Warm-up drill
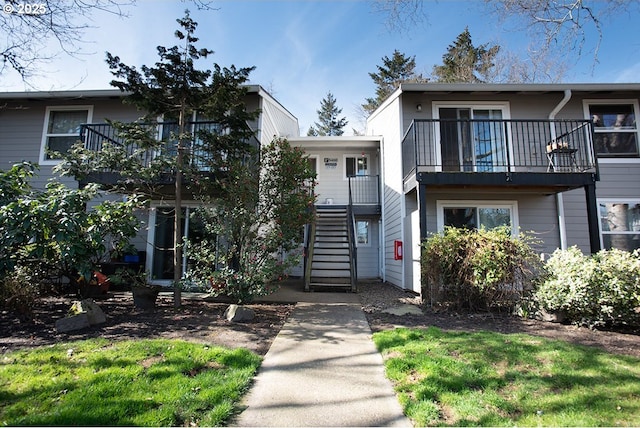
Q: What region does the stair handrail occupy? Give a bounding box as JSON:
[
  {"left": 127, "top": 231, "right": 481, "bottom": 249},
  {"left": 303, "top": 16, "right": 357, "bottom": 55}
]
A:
[
  {"left": 346, "top": 200, "right": 358, "bottom": 293},
  {"left": 303, "top": 205, "right": 317, "bottom": 292}
]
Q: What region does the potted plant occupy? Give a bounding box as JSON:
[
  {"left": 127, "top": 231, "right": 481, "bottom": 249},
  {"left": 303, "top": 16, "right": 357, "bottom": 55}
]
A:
[{"left": 113, "top": 268, "right": 160, "bottom": 310}]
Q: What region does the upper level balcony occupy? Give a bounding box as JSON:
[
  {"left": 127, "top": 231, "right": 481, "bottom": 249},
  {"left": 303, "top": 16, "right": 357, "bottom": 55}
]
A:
[
  {"left": 401, "top": 118, "right": 599, "bottom": 192},
  {"left": 78, "top": 121, "right": 259, "bottom": 192}
]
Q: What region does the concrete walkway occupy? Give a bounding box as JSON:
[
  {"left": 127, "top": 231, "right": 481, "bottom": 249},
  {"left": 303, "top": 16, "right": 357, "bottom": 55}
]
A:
[{"left": 232, "top": 287, "right": 411, "bottom": 427}]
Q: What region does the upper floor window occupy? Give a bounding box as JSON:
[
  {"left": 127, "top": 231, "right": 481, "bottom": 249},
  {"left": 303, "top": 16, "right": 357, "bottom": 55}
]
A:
[
  {"left": 41, "top": 106, "right": 92, "bottom": 162},
  {"left": 585, "top": 101, "right": 639, "bottom": 158},
  {"left": 345, "top": 155, "right": 368, "bottom": 177}
]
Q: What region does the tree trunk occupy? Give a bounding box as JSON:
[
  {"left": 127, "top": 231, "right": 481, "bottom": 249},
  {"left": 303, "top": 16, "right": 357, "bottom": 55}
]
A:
[
  {"left": 610, "top": 203, "right": 629, "bottom": 251},
  {"left": 173, "top": 107, "right": 186, "bottom": 308}
]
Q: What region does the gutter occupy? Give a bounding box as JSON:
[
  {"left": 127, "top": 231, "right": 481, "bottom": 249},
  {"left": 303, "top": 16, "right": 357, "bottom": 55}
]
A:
[{"left": 550, "top": 89, "right": 572, "bottom": 250}]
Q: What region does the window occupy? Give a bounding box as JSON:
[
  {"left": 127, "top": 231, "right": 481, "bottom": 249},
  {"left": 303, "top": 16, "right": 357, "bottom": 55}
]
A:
[
  {"left": 437, "top": 201, "right": 518, "bottom": 234},
  {"left": 356, "top": 220, "right": 370, "bottom": 246},
  {"left": 585, "top": 101, "right": 639, "bottom": 158},
  {"left": 598, "top": 201, "right": 640, "bottom": 251},
  {"left": 345, "top": 155, "right": 368, "bottom": 177},
  {"left": 41, "top": 106, "right": 92, "bottom": 162}
]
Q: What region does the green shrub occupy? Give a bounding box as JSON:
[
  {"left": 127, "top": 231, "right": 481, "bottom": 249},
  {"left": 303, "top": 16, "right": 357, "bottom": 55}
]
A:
[
  {"left": 535, "top": 246, "right": 640, "bottom": 327},
  {"left": 422, "top": 227, "right": 543, "bottom": 311}
]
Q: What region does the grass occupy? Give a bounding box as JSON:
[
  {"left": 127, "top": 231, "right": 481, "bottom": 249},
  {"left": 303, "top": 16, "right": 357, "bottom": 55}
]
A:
[
  {"left": 373, "top": 327, "right": 640, "bottom": 427},
  {"left": 0, "top": 338, "right": 261, "bottom": 426}
]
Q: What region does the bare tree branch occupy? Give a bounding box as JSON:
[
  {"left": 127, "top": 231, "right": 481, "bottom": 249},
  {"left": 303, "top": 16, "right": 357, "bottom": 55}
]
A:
[
  {"left": 371, "top": 0, "right": 638, "bottom": 65},
  {"left": 485, "top": 0, "right": 638, "bottom": 63},
  {"left": 1, "top": 0, "right": 135, "bottom": 82},
  {"left": 371, "top": 0, "right": 427, "bottom": 33}
]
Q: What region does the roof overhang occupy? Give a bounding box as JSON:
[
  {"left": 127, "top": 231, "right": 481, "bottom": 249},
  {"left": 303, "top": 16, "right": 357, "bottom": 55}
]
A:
[
  {"left": 288, "top": 136, "right": 381, "bottom": 151},
  {"left": 399, "top": 82, "right": 640, "bottom": 95}
]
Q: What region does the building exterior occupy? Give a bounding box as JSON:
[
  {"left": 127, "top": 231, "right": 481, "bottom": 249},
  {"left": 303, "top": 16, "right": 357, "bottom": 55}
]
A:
[
  {"left": 368, "top": 83, "right": 640, "bottom": 294},
  {"left": 1, "top": 82, "right": 639, "bottom": 297},
  {"left": 0, "top": 87, "right": 299, "bottom": 286}
]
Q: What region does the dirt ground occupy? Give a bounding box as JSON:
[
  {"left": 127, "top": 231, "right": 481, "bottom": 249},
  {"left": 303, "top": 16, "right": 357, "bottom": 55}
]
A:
[{"left": 1, "top": 283, "right": 639, "bottom": 359}]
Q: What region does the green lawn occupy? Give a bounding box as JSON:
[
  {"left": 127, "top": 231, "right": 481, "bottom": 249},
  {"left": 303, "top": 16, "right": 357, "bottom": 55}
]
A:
[
  {"left": 373, "top": 327, "right": 640, "bottom": 427},
  {"left": 0, "top": 338, "right": 261, "bottom": 426}
]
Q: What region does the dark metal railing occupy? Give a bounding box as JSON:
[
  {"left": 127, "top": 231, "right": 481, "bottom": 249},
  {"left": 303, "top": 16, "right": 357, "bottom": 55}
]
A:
[
  {"left": 401, "top": 119, "right": 597, "bottom": 180},
  {"left": 348, "top": 174, "right": 380, "bottom": 205},
  {"left": 346, "top": 203, "right": 358, "bottom": 292},
  {"left": 80, "top": 121, "right": 259, "bottom": 170}
]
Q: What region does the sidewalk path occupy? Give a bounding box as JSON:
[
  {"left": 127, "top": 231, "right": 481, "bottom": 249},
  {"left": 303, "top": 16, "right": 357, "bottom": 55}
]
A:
[{"left": 232, "top": 302, "right": 411, "bottom": 427}]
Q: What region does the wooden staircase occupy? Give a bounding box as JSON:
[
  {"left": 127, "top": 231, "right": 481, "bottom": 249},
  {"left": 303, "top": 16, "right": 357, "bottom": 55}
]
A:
[{"left": 304, "top": 206, "right": 357, "bottom": 292}]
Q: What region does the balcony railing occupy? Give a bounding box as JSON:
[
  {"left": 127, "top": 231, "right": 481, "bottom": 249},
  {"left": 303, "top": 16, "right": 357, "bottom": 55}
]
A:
[
  {"left": 348, "top": 174, "right": 380, "bottom": 205},
  {"left": 80, "top": 121, "right": 259, "bottom": 170},
  {"left": 402, "top": 119, "right": 597, "bottom": 181}
]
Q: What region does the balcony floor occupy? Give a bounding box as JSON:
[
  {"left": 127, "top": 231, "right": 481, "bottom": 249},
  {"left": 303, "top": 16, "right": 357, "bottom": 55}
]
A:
[{"left": 408, "top": 170, "right": 597, "bottom": 194}]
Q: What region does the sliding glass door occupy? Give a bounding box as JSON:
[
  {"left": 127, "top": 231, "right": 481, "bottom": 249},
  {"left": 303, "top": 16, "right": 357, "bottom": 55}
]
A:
[{"left": 438, "top": 106, "right": 508, "bottom": 172}]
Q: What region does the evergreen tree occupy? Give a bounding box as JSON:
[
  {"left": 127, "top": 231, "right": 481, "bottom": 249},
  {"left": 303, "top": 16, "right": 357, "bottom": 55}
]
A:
[
  {"left": 307, "top": 92, "right": 348, "bottom": 136},
  {"left": 431, "top": 27, "right": 500, "bottom": 83},
  {"left": 362, "top": 49, "right": 427, "bottom": 115},
  {"left": 59, "top": 11, "right": 258, "bottom": 307}
]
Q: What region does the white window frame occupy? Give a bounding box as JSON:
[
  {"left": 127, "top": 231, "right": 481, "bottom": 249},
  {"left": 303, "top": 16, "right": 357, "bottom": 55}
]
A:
[
  {"left": 343, "top": 154, "right": 369, "bottom": 179},
  {"left": 597, "top": 198, "right": 640, "bottom": 250},
  {"left": 583, "top": 99, "right": 640, "bottom": 163},
  {"left": 432, "top": 101, "right": 512, "bottom": 172},
  {"left": 436, "top": 200, "right": 519, "bottom": 235},
  {"left": 40, "top": 105, "right": 93, "bottom": 164}
]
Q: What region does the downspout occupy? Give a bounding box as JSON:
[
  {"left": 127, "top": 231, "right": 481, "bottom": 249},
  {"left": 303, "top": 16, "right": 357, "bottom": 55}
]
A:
[{"left": 550, "top": 89, "right": 572, "bottom": 250}]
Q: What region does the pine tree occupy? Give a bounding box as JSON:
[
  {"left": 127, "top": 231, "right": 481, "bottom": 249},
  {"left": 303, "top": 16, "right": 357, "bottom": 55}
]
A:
[
  {"left": 431, "top": 27, "right": 500, "bottom": 83},
  {"left": 61, "top": 11, "right": 258, "bottom": 307},
  {"left": 362, "top": 49, "right": 427, "bottom": 114},
  {"left": 307, "top": 92, "right": 348, "bottom": 136}
]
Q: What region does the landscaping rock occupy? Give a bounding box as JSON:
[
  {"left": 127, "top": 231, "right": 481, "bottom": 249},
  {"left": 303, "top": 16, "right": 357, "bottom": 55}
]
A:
[
  {"left": 382, "top": 304, "right": 423, "bottom": 316},
  {"left": 224, "top": 304, "right": 255, "bottom": 322},
  {"left": 71, "top": 299, "right": 106, "bottom": 326},
  {"left": 55, "top": 313, "right": 90, "bottom": 333},
  {"left": 538, "top": 309, "right": 567, "bottom": 324}
]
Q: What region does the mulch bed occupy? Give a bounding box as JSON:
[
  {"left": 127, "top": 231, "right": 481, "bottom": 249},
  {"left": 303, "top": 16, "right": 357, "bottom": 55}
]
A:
[{"left": 1, "top": 293, "right": 294, "bottom": 356}]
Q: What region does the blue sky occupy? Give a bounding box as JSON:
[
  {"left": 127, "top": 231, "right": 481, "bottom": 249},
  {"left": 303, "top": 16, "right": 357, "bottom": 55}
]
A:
[{"left": 2, "top": 0, "right": 639, "bottom": 134}]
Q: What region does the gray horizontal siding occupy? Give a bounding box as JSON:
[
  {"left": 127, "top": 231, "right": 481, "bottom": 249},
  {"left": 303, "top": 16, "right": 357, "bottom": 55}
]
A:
[
  {"left": 423, "top": 191, "right": 561, "bottom": 254},
  {"left": 561, "top": 188, "right": 591, "bottom": 252},
  {"left": 356, "top": 218, "right": 380, "bottom": 279},
  {"left": 597, "top": 163, "right": 640, "bottom": 199}
]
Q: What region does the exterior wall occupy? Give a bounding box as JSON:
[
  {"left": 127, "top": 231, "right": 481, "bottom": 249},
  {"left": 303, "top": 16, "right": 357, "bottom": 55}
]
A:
[
  {"left": 0, "top": 96, "right": 139, "bottom": 189},
  {"left": 355, "top": 216, "right": 380, "bottom": 279},
  {"left": 422, "top": 190, "right": 561, "bottom": 254},
  {"left": 304, "top": 147, "right": 380, "bottom": 205},
  {"left": 258, "top": 91, "right": 299, "bottom": 141},
  {"left": 367, "top": 94, "right": 404, "bottom": 288},
  {"left": 0, "top": 89, "right": 298, "bottom": 286}
]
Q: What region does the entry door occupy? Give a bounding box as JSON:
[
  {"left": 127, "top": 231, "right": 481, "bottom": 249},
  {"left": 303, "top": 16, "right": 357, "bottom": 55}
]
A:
[{"left": 439, "top": 108, "right": 507, "bottom": 172}]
